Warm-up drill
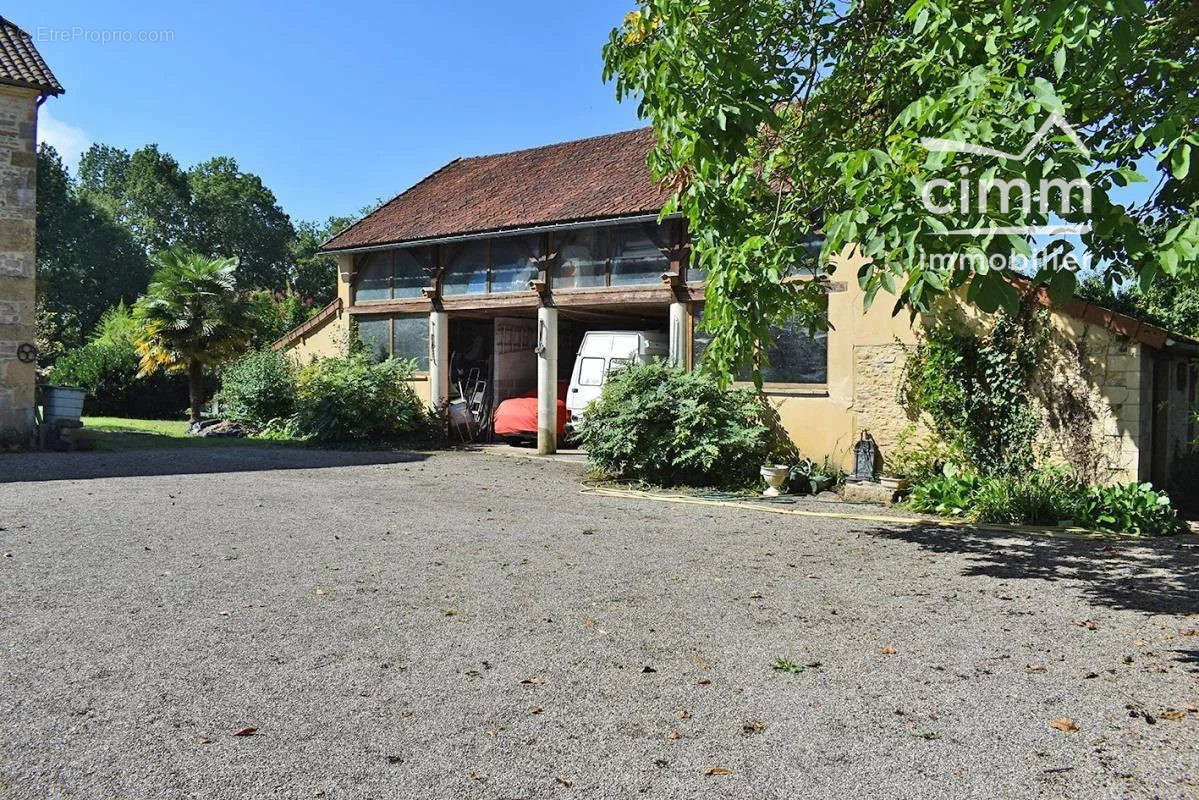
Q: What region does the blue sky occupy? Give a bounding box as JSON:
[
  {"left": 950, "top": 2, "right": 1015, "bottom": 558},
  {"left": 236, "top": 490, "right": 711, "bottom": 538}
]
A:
[{"left": 17, "top": 0, "right": 642, "bottom": 224}]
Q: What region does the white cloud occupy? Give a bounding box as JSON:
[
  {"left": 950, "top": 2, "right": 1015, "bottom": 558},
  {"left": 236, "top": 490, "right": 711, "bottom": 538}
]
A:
[{"left": 36, "top": 107, "right": 92, "bottom": 174}]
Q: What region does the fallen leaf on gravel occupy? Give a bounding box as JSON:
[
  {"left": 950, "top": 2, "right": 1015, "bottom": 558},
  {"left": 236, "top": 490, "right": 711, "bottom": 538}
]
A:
[
  {"left": 443, "top": 609, "right": 457, "bottom": 617},
  {"left": 704, "top": 767, "right": 733, "bottom": 776},
  {"left": 1133, "top": 640, "right": 1147, "bottom": 647},
  {"left": 641, "top": 665, "right": 657, "bottom": 673},
  {"left": 696, "top": 679, "right": 712, "bottom": 686},
  {"left": 314, "top": 588, "right": 327, "bottom": 597},
  {"left": 666, "top": 730, "right": 682, "bottom": 740},
  {"left": 531, "top": 706, "right": 544, "bottom": 715},
  {"left": 1075, "top": 619, "right": 1099, "bottom": 631},
  {"left": 880, "top": 645, "right": 898, "bottom": 655},
  {"left": 520, "top": 677, "right": 544, "bottom": 685},
  {"left": 386, "top": 755, "right": 403, "bottom": 764},
  {"left": 197, "top": 737, "right": 212, "bottom": 744},
  {"left": 400, "top": 710, "right": 413, "bottom": 718},
  {"left": 749, "top": 591, "right": 763, "bottom": 599},
  {"left": 1187, "top": 703, "right": 1198, "bottom": 713},
  {"left": 1049, "top": 718, "right": 1079, "bottom": 733},
  {"left": 1179, "top": 628, "right": 1198, "bottom": 637},
  {"left": 1083, "top": 671, "right": 1099, "bottom": 679},
  {"left": 1026, "top": 663, "right": 1047, "bottom": 672},
  {"left": 1161, "top": 709, "right": 1186, "bottom": 722},
  {"left": 232, "top": 727, "right": 257, "bottom": 737},
  {"left": 468, "top": 772, "right": 486, "bottom": 782},
  {"left": 742, "top": 721, "right": 766, "bottom": 734},
  {"left": 677, "top": 709, "right": 692, "bottom": 719},
  {"left": 555, "top": 777, "right": 573, "bottom": 787}
]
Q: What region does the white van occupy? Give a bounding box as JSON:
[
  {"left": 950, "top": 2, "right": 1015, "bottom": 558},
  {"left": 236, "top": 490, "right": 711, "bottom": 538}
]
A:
[{"left": 566, "top": 330, "right": 669, "bottom": 428}]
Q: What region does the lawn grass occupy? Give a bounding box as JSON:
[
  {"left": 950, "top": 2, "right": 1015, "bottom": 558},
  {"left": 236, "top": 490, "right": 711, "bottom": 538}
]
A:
[{"left": 81, "top": 417, "right": 297, "bottom": 452}]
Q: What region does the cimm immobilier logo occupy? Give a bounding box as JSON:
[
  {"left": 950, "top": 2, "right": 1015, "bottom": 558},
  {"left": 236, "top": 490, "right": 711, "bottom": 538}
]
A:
[{"left": 918, "top": 114, "right": 1093, "bottom": 269}]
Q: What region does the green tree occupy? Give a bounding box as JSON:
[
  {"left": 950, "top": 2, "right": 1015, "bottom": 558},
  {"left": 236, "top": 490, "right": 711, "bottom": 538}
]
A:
[
  {"left": 79, "top": 143, "right": 190, "bottom": 252},
  {"left": 289, "top": 215, "right": 354, "bottom": 303},
  {"left": 188, "top": 156, "right": 296, "bottom": 289},
  {"left": 603, "top": 0, "right": 1198, "bottom": 382},
  {"left": 76, "top": 144, "right": 296, "bottom": 291},
  {"left": 132, "top": 249, "right": 254, "bottom": 422},
  {"left": 36, "top": 144, "right": 151, "bottom": 357}
]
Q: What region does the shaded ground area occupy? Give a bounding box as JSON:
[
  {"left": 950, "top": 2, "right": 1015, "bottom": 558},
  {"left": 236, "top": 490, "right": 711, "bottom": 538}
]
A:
[{"left": 1, "top": 448, "right": 1196, "bottom": 799}]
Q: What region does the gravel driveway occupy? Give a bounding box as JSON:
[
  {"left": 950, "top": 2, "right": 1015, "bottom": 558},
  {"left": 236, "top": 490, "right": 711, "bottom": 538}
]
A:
[{"left": 1, "top": 447, "right": 1196, "bottom": 799}]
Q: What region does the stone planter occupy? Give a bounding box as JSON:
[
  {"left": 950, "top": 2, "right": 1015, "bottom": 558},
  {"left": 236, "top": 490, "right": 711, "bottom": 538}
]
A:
[
  {"left": 760, "top": 465, "right": 791, "bottom": 497},
  {"left": 880, "top": 475, "right": 910, "bottom": 492}
]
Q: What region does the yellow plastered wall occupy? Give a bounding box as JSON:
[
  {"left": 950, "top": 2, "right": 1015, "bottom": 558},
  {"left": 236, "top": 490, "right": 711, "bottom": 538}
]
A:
[
  {"left": 760, "top": 247, "right": 921, "bottom": 473},
  {"left": 281, "top": 254, "right": 430, "bottom": 406},
  {"left": 760, "top": 246, "right": 1146, "bottom": 482}
]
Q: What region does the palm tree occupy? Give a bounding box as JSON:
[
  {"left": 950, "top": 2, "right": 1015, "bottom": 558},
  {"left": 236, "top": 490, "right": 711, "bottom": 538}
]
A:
[{"left": 133, "top": 249, "right": 253, "bottom": 422}]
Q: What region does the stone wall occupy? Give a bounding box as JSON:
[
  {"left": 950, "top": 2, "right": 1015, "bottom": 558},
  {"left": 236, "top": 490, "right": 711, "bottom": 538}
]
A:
[
  {"left": 845, "top": 309, "right": 1148, "bottom": 485},
  {"left": 850, "top": 343, "right": 917, "bottom": 464},
  {"left": 0, "top": 86, "right": 39, "bottom": 439}
]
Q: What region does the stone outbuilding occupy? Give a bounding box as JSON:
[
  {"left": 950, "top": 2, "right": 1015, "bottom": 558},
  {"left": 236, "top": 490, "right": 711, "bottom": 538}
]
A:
[{"left": 0, "top": 17, "right": 62, "bottom": 441}]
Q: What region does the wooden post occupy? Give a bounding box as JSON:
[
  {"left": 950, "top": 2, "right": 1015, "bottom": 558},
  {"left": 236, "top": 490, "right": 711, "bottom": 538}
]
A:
[
  {"left": 537, "top": 305, "right": 558, "bottom": 455},
  {"left": 429, "top": 311, "right": 449, "bottom": 409},
  {"left": 669, "top": 301, "right": 687, "bottom": 368}
]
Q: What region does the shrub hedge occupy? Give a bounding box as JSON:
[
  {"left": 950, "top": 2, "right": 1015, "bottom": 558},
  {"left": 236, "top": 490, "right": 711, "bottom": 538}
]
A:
[
  {"left": 219, "top": 348, "right": 296, "bottom": 426},
  {"left": 577, "top": 361, "right": 769, "bottom": 488}
]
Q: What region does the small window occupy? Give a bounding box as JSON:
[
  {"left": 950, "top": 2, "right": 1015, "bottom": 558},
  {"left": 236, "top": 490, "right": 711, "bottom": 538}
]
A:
[
  {"left": 357, "top": 316, "right": 391, "bottom": 362},
  {"left": 611, "top": 222, "right": 670, "bottom": 286},
  {"left": 578, "top": 357, "right": 606, "bottom": 386},
  {"left": 754, "top": 318, "right": 828, "bottom": 385},
  {"left": 442, "top": 240, "right": 489, "bottom": 295},
  {"left": 394, "top": 248, "right": 433, "bottom": 299},
  {"left": 392, "top": 315, "right": 430, "bottom": 371},
  {"left": 490, "top": 235, "right": 541, "bottom": 293},
  {"left": 555, "top": 228, "right": 607, "bottom": 289},
  {"left": 356, "top": 252, "right": 392, "bottom": 302}
]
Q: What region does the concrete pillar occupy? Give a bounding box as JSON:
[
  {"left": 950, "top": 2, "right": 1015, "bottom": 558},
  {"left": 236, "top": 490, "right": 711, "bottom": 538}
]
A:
[
  {"left": 537, "top": 306, "right": 558, "bottom": 454},
  {"left": 669, "top": 301, "right": 687, "bottom": 369},
  {"left": 429, "top": 311, "right": 449, "bottom": 408}
]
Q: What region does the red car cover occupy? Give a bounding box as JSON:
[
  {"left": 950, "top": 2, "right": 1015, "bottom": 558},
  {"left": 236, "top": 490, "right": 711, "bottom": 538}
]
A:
[{"left": 493, "top": 384, "right": 570, "bottom": 438}]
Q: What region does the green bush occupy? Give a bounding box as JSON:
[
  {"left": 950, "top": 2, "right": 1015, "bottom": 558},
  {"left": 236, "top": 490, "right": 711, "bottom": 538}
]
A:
[
  {"left": 219, "top": 348, "right": 296, "bottom": 426},
  {"left": 906, "top": 464, "right": 983, "bottom": 517},
  {"left": 577, "top": 361, "right": 769, "bottom": 488},
  {"left": 1075, "top": 482, "right": 1187, "bottom": 536},
  {"left": 971, "top": 469, "right": 1085, "bottom": 526},
  {"left": 51, "top": 338, "right": 189, "bottom": 419},
  {"left": 908, "top": 465, "right": 1186, "bottom": 536},
  {"left": 888, "top": 425, "right": 959, "bottom": 482},
  {"left": 289, "top": 351, "right": 423, "bottom": 442}
]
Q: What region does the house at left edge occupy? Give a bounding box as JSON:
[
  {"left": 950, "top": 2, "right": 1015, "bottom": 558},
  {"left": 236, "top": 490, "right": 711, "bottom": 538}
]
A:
[{"left": 0, "top": 17, "right": 62, "bottom": 440}]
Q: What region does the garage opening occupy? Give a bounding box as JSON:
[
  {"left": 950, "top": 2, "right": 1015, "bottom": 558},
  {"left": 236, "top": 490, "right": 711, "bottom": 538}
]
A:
[{"left": 448, "top": 306, "right": 671, "bottom": 447}]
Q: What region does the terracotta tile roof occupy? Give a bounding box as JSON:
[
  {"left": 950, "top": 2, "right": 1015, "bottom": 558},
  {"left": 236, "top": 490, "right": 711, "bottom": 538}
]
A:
[
  {"left": 0, "top": 18, "right": 63, "bottom": 95},
  {"left": 321, "top": 127, "right": 668, "bottom": 252},
  {"left": 1016, "top": 276, "right": 1199, "bottom": 352}
]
